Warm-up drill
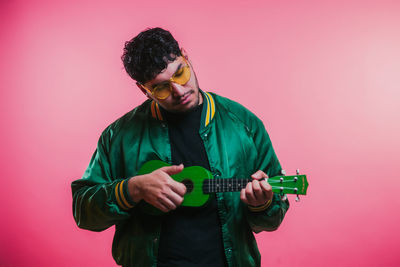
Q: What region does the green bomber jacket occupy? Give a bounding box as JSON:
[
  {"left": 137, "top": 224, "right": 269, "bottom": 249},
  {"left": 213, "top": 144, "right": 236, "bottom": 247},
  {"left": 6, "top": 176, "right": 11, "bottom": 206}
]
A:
[{"left": 71, "top": 91, "right": 289, "bottom": 267}]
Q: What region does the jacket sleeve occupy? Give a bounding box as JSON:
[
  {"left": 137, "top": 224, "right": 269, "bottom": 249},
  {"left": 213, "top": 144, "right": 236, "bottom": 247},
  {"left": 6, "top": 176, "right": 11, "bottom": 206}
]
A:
[
  {"left": 245, "top": 114, "right": 290, "bottom": 233},
  {"left": 71, "top": 130, "right": 136, "bottom": 232}
]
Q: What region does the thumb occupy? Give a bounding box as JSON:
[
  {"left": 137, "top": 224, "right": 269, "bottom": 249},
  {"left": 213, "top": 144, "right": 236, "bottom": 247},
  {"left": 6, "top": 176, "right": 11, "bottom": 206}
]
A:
[{"left": 161, "top": 164, "right": 184, "bottom": 175}]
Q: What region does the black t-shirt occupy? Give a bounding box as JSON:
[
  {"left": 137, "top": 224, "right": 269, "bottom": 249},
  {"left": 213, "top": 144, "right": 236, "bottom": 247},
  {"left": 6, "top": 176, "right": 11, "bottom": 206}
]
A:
[{"left": 157, "top": 104, "right": 227, "bottom": 267}]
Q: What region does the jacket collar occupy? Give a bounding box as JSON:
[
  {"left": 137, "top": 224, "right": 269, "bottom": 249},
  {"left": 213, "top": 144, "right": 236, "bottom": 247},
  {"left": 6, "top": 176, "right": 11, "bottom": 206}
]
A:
[
  {"left": 200, "top": 91, "right": 216, "bottom": 129},
  {"left": 150, "top": 90, "right": 216, "bottom": 129}
]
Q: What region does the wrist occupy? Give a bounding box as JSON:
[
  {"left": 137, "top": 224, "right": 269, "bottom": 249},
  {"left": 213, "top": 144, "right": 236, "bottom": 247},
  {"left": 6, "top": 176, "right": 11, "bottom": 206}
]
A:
[
  {"left": 248, "top": 198, "right": 272, "bottom": 212},
  {"left": 128, "top": 176, "right": 143, "bottom": 203}
]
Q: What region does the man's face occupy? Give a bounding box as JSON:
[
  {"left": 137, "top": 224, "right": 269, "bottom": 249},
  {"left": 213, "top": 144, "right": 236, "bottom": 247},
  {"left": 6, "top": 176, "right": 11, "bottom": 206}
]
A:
[{"left": 140, "top": 52, "right": 203, "bottom": 113}]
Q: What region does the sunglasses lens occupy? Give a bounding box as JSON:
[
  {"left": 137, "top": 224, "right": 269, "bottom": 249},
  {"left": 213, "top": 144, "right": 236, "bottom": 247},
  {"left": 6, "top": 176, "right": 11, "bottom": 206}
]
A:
[
  {"left": 154, "top": 84, "right": 171, "bottom": 99},
  {"left": 172, "top": 66, "right": 191, "bottom": 85}
]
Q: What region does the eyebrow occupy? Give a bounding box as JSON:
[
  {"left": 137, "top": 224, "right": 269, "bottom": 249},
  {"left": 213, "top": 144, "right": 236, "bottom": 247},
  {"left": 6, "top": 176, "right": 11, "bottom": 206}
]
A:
[{"left": 151, "top": 62, "right": 183, "bottom": 89}]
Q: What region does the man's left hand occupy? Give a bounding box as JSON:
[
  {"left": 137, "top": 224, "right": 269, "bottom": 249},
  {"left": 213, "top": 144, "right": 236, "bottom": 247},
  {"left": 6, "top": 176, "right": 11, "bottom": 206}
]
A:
[{"left": 240, "top": 170, "right": 273, "bottom": 207}]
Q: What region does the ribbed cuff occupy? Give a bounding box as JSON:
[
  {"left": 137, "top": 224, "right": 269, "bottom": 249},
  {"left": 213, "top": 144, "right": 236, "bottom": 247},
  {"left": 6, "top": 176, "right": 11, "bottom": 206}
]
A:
[
  {"left": 248, "top": 198, "right": 272, "bottom": 212},
  {"left": 114, "top": 179, "right": 136, "bottom": 210}
]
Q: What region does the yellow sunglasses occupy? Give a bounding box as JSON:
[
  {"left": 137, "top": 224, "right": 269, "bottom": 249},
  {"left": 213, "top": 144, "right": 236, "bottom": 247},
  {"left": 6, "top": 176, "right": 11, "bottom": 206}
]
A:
[{"left": 141, "top": 57, "right": 191, "bottom": 100}]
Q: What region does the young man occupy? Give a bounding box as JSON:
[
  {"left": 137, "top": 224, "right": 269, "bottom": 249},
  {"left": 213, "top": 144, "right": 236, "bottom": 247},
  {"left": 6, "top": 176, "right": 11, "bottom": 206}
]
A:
[{"left": 72, "top": 27, "right": 289, "bottom": 267}]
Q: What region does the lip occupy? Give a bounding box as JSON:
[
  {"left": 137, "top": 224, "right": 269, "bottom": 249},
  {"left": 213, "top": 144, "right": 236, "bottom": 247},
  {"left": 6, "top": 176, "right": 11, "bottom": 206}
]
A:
[{"left": 177, "top": 93, "right": 191, "bottom": 105}]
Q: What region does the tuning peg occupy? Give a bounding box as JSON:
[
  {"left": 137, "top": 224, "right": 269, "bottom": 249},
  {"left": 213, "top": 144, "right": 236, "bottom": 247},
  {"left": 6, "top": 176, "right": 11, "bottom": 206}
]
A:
[
  {"left": 281, "top": 169, "right": 286, "bottom": 176},
  {"left": 295, "top": 195, "right": 300, "bottom": 202},
  {"left": 296, "top": 169, "right": 300, "bottom": 175}
]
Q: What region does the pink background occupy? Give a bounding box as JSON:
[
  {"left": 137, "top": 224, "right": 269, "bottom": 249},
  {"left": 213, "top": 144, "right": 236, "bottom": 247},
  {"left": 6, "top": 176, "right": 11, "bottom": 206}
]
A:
[{"left": 1, "top": 0, "right": 399, "bottom": 266}]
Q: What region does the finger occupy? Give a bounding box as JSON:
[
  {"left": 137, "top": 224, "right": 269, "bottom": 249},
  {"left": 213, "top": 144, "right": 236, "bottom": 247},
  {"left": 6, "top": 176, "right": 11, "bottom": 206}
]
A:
[
  {"left": 252, "top": 180, "right": 264, "bottom": 201},
  {"left": 150, "top": 195, "right": 173, "bottom": 212},
  {"left": 158, "top": 196, "right": 177, "bottom": 211},
  {"left": 156, "top": 202, "right": 170, "bottom": 213},
  {"left": 170, "top": 180, "right": 187, "bottom": 196},
  {"left": 259, "top": 179, "right": 272, "bottom": 192},
  {"left": 167, "top": 190, "right": 185, "bottom": 207},
  {"left": 240, "top": 188, "right": 249, "bottom": 205},
  {"left": 245, "top": 182, "right": 257, "bottom": 204},
  {"left": 161, "top": 164, "right": 184, "bottom": 176},
  {"left": 251, "top": 170, "right": 268, "bottom": 180},
  {"left": 259, "top": 179, "right": 273, "bottom": 200}
]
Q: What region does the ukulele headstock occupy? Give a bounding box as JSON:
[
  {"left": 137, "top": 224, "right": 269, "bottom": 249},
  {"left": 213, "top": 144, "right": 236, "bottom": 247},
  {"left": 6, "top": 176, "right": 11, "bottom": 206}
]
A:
[{"left": 268, "top": 169, "right": 309, "bottom": 201}]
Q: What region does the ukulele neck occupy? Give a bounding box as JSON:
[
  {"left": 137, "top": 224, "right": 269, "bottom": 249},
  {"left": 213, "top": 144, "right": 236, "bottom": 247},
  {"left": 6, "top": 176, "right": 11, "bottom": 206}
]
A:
[
  {"left": 202, "top": 174, "right": 308, "bottom": 196},
  {"left": 202, "top": 178, "right": 251, "bottom": 193}
]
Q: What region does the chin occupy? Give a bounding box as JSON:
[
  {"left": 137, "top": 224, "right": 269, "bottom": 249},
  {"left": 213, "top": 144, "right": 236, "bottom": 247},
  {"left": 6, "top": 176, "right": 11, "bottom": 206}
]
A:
[{"left": 171, "top": 102, "right": 196, "bottom": 113}]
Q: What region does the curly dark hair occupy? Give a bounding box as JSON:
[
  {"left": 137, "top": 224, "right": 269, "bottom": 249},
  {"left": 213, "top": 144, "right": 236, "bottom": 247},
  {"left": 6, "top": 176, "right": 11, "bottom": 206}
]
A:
[{"left": 121, "top": 27, "right": 182, "bottom": 84}]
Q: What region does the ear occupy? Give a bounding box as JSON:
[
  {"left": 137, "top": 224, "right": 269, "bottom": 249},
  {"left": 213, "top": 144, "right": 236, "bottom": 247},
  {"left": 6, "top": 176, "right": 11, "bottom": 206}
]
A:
[
  {"left": 136, "top": 82, "right": 152, "bottom": 99},
  {"left": 180, "top": 47, "right": 188, "bottom": 59},
  {"left": 180, "top": 47, "right": 193, "bottom": 68}
]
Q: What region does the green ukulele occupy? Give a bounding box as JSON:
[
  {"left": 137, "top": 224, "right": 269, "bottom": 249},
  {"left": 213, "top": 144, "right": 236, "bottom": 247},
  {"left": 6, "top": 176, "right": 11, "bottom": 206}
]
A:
[{"left": 137, "top": 160, "right": 309, "bottom": 215}]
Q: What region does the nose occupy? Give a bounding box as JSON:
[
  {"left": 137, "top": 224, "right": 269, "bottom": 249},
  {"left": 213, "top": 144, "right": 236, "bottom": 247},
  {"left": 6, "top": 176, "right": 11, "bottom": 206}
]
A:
[{"left": 170, "top": 82, "right": 185, "bottom": 98}]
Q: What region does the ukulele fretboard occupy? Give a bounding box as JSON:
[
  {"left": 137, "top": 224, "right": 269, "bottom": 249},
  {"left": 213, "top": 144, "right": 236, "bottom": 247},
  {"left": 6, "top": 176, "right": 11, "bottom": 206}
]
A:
[{"left": 202, "top": 178, "right": 252, "bottom": 193}]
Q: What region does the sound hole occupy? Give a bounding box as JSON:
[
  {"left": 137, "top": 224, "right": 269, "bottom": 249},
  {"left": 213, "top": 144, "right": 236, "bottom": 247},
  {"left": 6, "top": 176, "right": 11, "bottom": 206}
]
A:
[{"left": 181, "top": 179, "right": 194, "bottom": 194}]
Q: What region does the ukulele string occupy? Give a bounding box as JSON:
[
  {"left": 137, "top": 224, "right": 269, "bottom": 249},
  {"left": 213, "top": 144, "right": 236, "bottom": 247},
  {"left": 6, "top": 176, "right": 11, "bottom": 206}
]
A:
[
  {"left": 182, "top": 179, "right": 299, "bottom": 187},
  {"left": 268, "top": 179, "right": 301, "bottom": 184}
]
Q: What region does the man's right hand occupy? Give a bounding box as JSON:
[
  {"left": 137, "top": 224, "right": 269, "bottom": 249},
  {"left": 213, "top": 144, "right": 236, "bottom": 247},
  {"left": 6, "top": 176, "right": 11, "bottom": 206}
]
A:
[{"left": 127, "top": 164, "right": 186, "bottom": 212}]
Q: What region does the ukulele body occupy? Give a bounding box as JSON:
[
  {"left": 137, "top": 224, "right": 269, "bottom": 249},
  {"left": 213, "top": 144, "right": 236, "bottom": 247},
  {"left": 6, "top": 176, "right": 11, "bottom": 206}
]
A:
[{"left": 137, "top": 160, "right": 213, "bottom": 215}]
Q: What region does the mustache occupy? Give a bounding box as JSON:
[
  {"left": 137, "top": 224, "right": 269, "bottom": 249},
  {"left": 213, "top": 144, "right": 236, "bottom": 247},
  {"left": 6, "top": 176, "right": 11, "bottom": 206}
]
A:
[{"left": 172, "top": 90, "right": 194, "bottom": 103}]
